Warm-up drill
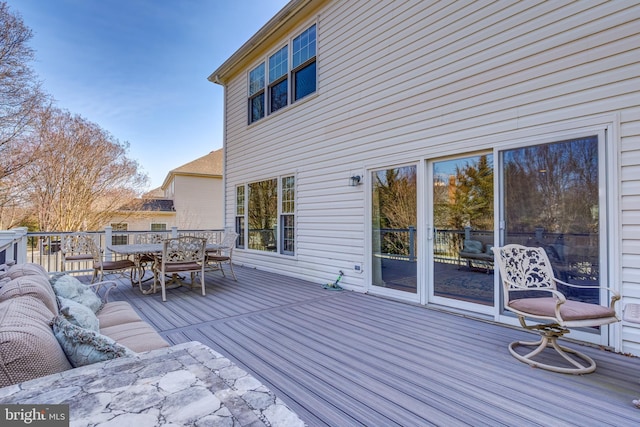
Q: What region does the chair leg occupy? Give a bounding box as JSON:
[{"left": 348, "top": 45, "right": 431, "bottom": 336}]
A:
[
  {"left": 227, "top": 262, "right": 237, "bottom": 281},
  {"left": 508, "top": 324, "right": 596, "bottom": 374},
  {"left": 161, "top": 273, "right": 167, "bottom": 302}
]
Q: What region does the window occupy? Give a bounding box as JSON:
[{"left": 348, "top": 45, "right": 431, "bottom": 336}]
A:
[
  {"left": 292, "top": 24, "right": 316, "bottom": 101},
  {"left": 269, "top": 45, "right": 288, "bottom": 113},
  {"left": 235, "top": 185, "right": 245, "bottom": 248},
  {"left": 247, "top": 24, "right": 317, "bottom": 123},
  {"left": 281, "top": 176, "right": 295, "bottom": 255},
  {"left": 150, "top": 223, "right": 166, "bottom": 231},
  {"left": 249, "top": 63, "right": 265, "bottom": 124},
  {"left": 237, "top": 175, "right": 295, "bottom": 255},
  {"left": 111, "top": 223, "right": 128, "bottom": 245}
]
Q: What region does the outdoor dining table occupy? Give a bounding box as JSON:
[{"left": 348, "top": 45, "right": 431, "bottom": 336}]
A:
[{"left": 107, "top": 242, "right": 224, "bottom": 295}]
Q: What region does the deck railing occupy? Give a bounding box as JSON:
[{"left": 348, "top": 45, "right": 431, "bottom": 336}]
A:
[{"left": 3, "top": 227, "right": 225, "bottom": 274}]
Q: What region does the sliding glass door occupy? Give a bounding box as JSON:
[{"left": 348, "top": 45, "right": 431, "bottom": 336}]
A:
[
  {"left": 431, "top": 154, "right": 494, "bottom": 309},
  {"left": 371, "top": 165, "right": 417, "bottom": 295},
  {"left": 500, "top": 135, "right": 603, "bottom": 306}
]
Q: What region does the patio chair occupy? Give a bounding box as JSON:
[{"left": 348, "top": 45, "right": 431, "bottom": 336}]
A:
[
  {"left": 134, "top": 232, "right": 169, "bottom": 279},
  {"left": 88, "top": 239, "right": 136, "bottom": 285},
  {"left": 206, "top": 230, "right": 238, "bottom": 281},
  {"left": 495, "top": 244, "right": 620, "bottom": 374},
  {"left": 61, "top": 233, "right": 95, "bottom": 272},
  {"left": 153, "top": 236, "right": 206, "bottom": 302}
]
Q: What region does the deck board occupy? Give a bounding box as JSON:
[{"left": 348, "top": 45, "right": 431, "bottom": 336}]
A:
[{"left": 92, "top": 266, "right": 640, "bottom": 426}]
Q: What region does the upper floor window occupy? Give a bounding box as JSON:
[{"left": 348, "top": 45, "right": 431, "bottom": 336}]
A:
[
  {"left": 292, "top": 24, "right": 316, "bottom": 101},
  {"left": 269, "top": 45, "right": 288, "bottom": 113},
  {"left": 247, "top": 24, "right": 317, "bottom": 124},
  {"left": 249, "top": 63, "right": 265, "bottom": 124}
]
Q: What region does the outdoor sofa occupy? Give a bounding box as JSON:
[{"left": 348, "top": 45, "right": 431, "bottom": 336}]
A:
[{"left": 0, "top": 262, "right": 169, "bottom": 387}]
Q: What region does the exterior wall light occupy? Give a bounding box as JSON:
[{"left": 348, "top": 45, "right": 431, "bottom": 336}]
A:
[{"left": 350, "top": 175, "right": 362, "bottom": 186}]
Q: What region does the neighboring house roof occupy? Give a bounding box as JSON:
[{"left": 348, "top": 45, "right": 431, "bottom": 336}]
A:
[
  {"left": 161, "top": 149, "right": 224, "bottom": 190},
  {"left": 120, "top": 198, "right": 175, "bottom": 212},
  {"left": 143, "top": 187, "right": 164, "bottom": 199}
]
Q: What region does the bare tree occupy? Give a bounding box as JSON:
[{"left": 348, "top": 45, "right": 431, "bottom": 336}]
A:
[
  {"left": 21, "top": 108, "right": 148, "bottom": 231},
  {"left": 0, "top": 2, "right": 47, "bottom": 179}
]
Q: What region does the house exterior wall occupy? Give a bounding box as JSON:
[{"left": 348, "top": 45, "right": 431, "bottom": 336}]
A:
[
  {"left": 218, "top": 0, "right": 640, "bottom": 354},
  {"left": 106, "top": 213, "right": 176, "bottom": 232},
  {"left": 173, "top": 175, "right": 224, "bottom": 229}
]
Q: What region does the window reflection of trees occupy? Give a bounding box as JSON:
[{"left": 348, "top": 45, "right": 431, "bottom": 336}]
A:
[
  {"left": 248, "top": 179, "right": 277, "bottom": 251},
  {"left": 373, "top": 166, "right": 417, "bottom": 259},
  {"left": 503, "top": 136, "right": 600, "bottom": 288}
]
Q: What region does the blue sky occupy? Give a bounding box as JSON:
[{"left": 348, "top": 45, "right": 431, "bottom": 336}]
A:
[{"left": 7, "top": 0, "right": 289, "bottom": 189}]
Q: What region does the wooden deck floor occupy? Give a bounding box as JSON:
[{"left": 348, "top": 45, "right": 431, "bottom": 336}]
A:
[{"left": 95, "top": 266, "right": 640, "bottom": 426}]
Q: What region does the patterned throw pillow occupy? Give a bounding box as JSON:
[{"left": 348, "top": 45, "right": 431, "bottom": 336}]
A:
[
  {"left": 58, "top": 297, "right": 100, "bottom": 332},
  {"left": 51, "top": 316, "right": 134, "bottom": 367},
  {"left": 50, "top": 274, "right": 103, "bottom": 313}
]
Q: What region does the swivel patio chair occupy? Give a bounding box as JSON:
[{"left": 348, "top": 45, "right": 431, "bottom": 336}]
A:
[
  {"left": 153, "top": 236, "right": 206, "bottom": 302},
  {"left": 206, "top": 230, "right": 238, "bottom": 281},
  {"left": 495, "top": 244, "right": 620, "bottom": 374}
]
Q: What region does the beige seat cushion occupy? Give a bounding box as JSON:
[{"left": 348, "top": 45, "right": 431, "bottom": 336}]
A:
[
  {"left": 4, "top": 263, "right": 49, "bottom": 280},
  {"left": 100, "top": 321, "right": 170, "bottom": 353},
  {"left": 509, "top": 297, "right": 616, "bottom": 321},
  {"left": 97, "top": 301, "right": 143, "bottom": 329},
  {"left": 0, "top": 275, "right": 59, "bottom": 316},
  {"left": 0, "top": 297, "right": 72, "bottom": 387}
]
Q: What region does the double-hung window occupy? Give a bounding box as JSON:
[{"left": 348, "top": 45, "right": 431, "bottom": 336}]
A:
[
  {"left": 247, "top": 24, "right": 317, "bottom": 124},
  {"left": 236, "top": 175, "right": 295, "bottom": 255},
  {"left": 269, "top": 46, "right": 288, "bottom": 113},
  {"left": 248, "top": 64, "right": 265, "bottom": 124},
  {"left": 292, "top": 24, "right": 316, "bottom": 101},
  {"left": 235, "top": 185, "right": 245, "bottom": 248}
]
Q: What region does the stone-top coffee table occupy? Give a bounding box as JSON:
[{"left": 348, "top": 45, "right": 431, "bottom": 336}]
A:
[{"left": 0, "top": 341, "right": 305, "bottom": 426}]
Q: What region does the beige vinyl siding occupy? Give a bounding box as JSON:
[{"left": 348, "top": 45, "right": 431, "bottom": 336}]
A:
[
  {"left": 173, "top": 175, "right": 223, "bottom": 229},
  {"left": 621, "top": 106, "right": 640, "bottom": 354},
  {"left": 221, "top": 0, "right": 640, "bottom": 344}
]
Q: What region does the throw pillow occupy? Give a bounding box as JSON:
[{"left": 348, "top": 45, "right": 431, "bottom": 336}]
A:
[
  {"left": 51, "top": 316, "right": 134, "bottom": 368},
  {"left": 462, "top": 240, "right": 483, "bottom": 254},
  {"left": 50, "top": 273, "right": 102, "bottom": 313},
  {"left": 485, "top": 244, "right": 494, "bottom": 255},
  {"left": 58, "top": 296, "right": 100, "bottom": 332}
]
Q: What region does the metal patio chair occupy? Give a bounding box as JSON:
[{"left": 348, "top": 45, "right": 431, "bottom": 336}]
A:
[
  {"left": 89, "top": 238, "right": 136, "bottom": 284},
  {"left": 153, "top": 236, "right": 206, "bottom": 302},
  {"left": 206, "top": 230, "right": 238, "bottom": 281},
  {"left": 61, "top": 233, "right": 95, "bottom": 272},
  {"left": 495, "top": 244, "right": 620, "bottom": 374}
]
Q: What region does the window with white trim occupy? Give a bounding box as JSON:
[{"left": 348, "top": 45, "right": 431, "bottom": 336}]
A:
[
  {"left": 235, "top": 185, "right": 245, "bottom": 248},
  {"left": 236, "top": 175, "right": 295, "bottom": 255},
  {"left": 247, "top": 23, "right": 317, "bottom": 124},
  {"left": 150, "top": 223, "right": 166, "bottom": 231}
]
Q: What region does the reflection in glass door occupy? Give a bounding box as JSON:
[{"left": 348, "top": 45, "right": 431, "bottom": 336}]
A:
[
  {"left": 501, "top": 136, "right": 602, "bottom": 306},
  {"left": 432, "top": 155, "right": 494, "bottom": 307},
  {"left": 371, "top": 165, "right": 417, "bottom": 294}
]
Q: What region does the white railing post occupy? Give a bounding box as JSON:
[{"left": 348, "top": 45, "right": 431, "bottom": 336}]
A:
[
  {"left": 15, "top": 227, "right": 28, "bottom": 264},
  {"left": 104, "top": 226, "right": 113, "bottom": 260},
  {"left": 171, "top": 226, "right": 178, "bottom": 238}
]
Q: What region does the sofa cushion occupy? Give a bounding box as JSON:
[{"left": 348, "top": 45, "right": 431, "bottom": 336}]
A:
[
  {"left": 0, "top": 297, "right": 72, "bottom": 387},
  {"left": 462, "top": 240, "right": 483, "bottom": 254},
  {"left": 50, "top": 274, "right": 102, "bottom": 313},
  {"left": 52, "top": 316, "right": 134, "bottom": 368},
  {"left": 58, "top": 297, "right": 100, "bottom": 332},
  {"left": 0, "top": 275, "right": 59, "bottom": 316},
  {"left": 96, "top": 301, "right": 143, "bottom": 329},
  {"left": 3, "top": 263, "right": 49, "bottom": 280},
  {"left": 100, "top": 321, "right": 170, "bottom": 353}
]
